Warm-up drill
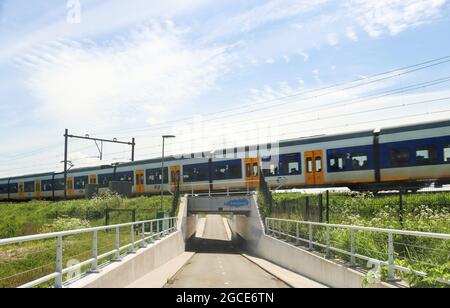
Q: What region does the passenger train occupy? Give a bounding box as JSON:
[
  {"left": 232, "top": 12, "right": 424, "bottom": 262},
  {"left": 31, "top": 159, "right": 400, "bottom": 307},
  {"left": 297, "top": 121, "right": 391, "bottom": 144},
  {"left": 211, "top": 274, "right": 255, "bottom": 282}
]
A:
[{"left": 1, "top": 120, "right": 449, "bottom": 201}]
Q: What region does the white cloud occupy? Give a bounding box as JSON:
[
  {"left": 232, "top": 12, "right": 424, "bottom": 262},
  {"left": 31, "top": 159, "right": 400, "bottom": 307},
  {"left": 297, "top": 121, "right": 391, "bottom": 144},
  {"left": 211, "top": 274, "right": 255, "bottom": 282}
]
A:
[
  {"left": 265, "top": 58, "right": 276, "bottom": 64},
  {"left": 346, "top": 27, "right": 359, "bottom": 41},
  {"left": 327, "top": 33, "right": 339, "bottom": 46},
  {"left": 312, "top": 69, "right": 322, "bottom": 84},
  {"left": 346, "top": 0, "right": 448, "bottom": 37},
  {"left": 298, "top": 50, "right": 310, "bottom": 62},
  {"left": 17, "top": 22, "right": 230, "bottom": 130},
  {"left": 207, "top": 0, "right": 328, "bottom": 39}
]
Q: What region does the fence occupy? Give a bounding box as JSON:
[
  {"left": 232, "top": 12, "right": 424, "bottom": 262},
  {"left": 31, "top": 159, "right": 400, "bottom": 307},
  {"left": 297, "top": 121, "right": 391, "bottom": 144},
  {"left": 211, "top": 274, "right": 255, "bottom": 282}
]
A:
[
  {"left": 273, "top": 195, "right": 325, "bottom": 222},
  {"left": 266, "top": 218, "right": 450, "bottom": 286},
  {"left": 52, "top": 208, "right": 158, "bottom": 226},
  {"left": 0, "top": 217, "right": 177, "bottom": 288}
]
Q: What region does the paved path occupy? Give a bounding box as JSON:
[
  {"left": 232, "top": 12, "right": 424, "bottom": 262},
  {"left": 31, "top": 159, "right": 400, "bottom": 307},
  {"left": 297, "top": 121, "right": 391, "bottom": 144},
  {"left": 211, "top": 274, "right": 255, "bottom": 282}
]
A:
[{"left": 165, "top": 215, "right": 289, "bottom": 288}]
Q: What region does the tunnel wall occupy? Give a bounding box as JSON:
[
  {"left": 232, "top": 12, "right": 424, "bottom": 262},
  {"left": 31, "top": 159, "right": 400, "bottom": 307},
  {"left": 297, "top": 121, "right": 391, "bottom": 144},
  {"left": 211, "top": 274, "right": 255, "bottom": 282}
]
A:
[
  {"left": 69, "top": 197, "right": 197, "bottom": 288},
  {"left": 227, "top": 196, "right": 395, "bottom": 289}
]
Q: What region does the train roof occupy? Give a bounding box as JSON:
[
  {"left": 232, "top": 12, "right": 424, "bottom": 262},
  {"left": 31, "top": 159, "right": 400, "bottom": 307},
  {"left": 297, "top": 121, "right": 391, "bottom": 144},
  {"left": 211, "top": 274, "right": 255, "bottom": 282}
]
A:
[{"left": 1, "top": 119, "right": 449, "bottom": 182}]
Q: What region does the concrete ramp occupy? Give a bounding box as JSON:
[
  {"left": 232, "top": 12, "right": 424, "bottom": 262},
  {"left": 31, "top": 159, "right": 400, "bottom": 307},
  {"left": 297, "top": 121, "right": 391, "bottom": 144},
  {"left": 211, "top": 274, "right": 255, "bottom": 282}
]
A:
[{"left": 188, "top": 196, "right": 252, "bottom": 215}]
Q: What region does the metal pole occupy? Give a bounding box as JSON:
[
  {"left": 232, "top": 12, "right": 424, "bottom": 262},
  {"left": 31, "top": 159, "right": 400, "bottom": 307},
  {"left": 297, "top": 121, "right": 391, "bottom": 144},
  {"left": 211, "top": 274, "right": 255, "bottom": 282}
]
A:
[
  {"left": 130, "top": 224, "right": 135, "bottom": 254},
  {"left": 140, "top": 223, "right": 146, "bottom": 248},
  {"left": 161, "top": 137, "right": 165, "bottom": 213},
  {"left": 326, "top": 225, "right": 331, "bottom": 258},
  {"left": 350, "top": 229, "right": 356, "bottom": 267},
  {"left": 115, "top": 227, "right": 121, "bottom": 260},
  {"left": 131, "top": 138, "right": 135, "bottom": 162},
  {"left": 55, "top": 236, "right": 63, "bottom": 288},
  {"left": 326, "top": 190, "right": 330, "bottom": 224},
  {"left": 308, "top": 223, "right": 313, "bottom": 251},
  {"left": 91, "top": 231, "right": 98, "bottom": 272},
  {"left": 63, "top": 129, "right": 68, "bottom": 200},
  {"left": 388, "top": 233, "right": 395, "bottom": 281}
]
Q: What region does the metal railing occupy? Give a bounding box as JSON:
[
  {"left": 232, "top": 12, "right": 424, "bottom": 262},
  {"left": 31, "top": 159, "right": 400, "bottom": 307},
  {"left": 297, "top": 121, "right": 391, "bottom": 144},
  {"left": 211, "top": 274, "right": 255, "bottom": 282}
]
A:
[
  {"left": 182, "top": 179, "right": 260, "bottom": 197},
  {"left": 0, "top": 217, "right": 177, "bottom": 288},
  {"left": 265, "top": 218, "right": 450, "bottom": 285}
]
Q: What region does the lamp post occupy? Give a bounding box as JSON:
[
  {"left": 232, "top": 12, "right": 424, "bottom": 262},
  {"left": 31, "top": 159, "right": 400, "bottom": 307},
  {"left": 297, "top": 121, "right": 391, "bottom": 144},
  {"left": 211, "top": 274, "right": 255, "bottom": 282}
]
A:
[{"left": 161, "top": 135, "right": 176, "bottom": 213}]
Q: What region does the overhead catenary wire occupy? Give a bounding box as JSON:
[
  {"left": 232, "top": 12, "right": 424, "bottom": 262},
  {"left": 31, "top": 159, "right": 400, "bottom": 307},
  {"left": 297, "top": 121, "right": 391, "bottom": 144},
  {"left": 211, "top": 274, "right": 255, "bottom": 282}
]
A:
[
  {"left": 90, "top": 55, "right": 450, "bottom": 137},
  {"left": 2, "top": 56, "right": 450, "bottom": 177}
]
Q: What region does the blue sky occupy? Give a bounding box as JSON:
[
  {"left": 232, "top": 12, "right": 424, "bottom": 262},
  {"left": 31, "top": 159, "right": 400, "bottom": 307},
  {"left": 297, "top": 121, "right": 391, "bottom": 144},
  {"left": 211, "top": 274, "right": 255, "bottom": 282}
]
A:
[{"left": 1, "top": 0, "right": 450, "bottom": 177}]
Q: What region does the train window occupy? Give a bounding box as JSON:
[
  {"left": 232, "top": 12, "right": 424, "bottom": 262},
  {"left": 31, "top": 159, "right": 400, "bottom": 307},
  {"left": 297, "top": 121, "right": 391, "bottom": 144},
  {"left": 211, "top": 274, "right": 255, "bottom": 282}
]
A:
[
  {"left": 98, "top": 174, "right": 114, "bottom": 188},
  {"left": 444, "top": 145, "right": 450, "bottom": 163},
  {"left": 215, "top": 165, "right": 228, "bottom": 180},
  {"left": 0, "top": 185, "right": 6, "bottom": 194},
  {"left": 307, "top": 158, "right": 313, "bottom": 173},
  {"left": 315, "top": 157, "right": 322, "bottom": 173},
  {"left": 264, "top": 164, "right": 279, "bottom": 177},
  {"left": 116, "top": 172, "right": 133, "bottom": 183},
  {"left": 229, "top": 164, "right": 242, "bottom": 179},
  {"left": 351, "top": 153, "right": 368, "bottom": 170},
  {"left": 390, "top": 148, "right": 410, "bottom": 167},
  {"left": 74, "top": 176, "right": 89, "bottom": 190},
  {"left": 183, "top": 165, "right": 208, "bottom": 182},
  {"left": 416, "top": 146, "right": 437, "bottom": 165},
  {"left": 146, "top": 168, "right": 168, "bottom": 185},
  {"left": 253, "top": 163, "right": 259, "bottom": 177},
  {"left": 329, "top": 156, "right": 345, "bottom": 172},
  {"left": 246, "top": 164, "right": 252, "bottom": 177},
  {"left": 281, "top": 154, "right": 301, "bottom": 175},
  {"left": 24, "top": 181, "right": 35, "bottom": 193},
  {"left": 10, "top": 183, "right": 18, "bottom": 194},
  {"left": 146, "top": 170, "right": 155, "bottom": 185},
  {"left": 54, "top": 179, "right": 65, "bottom": 191},
  {"left": 42, "top": 180, "right": 53, "bottom": 192}
]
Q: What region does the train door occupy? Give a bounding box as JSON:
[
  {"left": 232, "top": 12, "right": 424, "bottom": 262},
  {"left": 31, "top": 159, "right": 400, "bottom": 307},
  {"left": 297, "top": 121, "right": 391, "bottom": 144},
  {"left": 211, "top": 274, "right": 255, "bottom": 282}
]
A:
[
  {"left": 171, "top": 166, "right": 181, "bottom": 191},
  {"left": 244, "top": 158, "right": 260, "bottom": 189},
  {"left": 67, "top": 177, "right": 74, "bottom": 197},
  {"left": 18, "top": 182, "right": 24, "bottom": 199},
  {"left": 35, "top": 180, "right": 41, "bottom": 199},
  {"left": 89, "top": 175, "right": 97, "bottom": 185},
  {"left": 135, "top": 170, "right": 145, "bottom": 194},
  {"left": 305, "top": 151, "right": 324, "bottom": 186}
]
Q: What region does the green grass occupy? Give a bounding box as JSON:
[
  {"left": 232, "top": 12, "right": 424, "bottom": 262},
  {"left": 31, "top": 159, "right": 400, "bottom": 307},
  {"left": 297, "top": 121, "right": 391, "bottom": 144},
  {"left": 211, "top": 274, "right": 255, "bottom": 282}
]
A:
[
  {"left": 263, "top": 191, "right": 450, "bottom": 288},
  {"left": 0, "top": 193, "right": 175, "bottom": 288}
]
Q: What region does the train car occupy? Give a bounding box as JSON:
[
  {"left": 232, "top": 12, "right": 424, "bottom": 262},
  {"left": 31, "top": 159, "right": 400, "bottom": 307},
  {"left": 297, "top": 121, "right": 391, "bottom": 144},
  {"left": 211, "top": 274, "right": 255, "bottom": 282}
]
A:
[{"left": 1, "top": 119, "right": 449, "bottom": 201}]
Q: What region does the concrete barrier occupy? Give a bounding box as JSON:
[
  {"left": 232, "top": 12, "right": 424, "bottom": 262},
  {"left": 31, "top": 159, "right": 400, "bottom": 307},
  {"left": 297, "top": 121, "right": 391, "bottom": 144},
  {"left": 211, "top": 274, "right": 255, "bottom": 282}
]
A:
[
  {"left": 69, "top": 197, "right": 197, "bottom": 288},
  {"left": 227, "top": 196, "right": 396, "bottom": 289}
]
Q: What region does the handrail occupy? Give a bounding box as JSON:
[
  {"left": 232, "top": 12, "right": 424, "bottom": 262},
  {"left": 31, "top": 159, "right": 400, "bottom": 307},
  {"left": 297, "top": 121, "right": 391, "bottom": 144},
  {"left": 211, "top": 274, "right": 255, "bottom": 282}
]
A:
[
  {"left": 265, "top": 218, "right": 450, "bottom": 285},
  {"left": 266, "top": 218, "right": 450, "bottom": 240},
  {"left": 0, "top": 217, "right": 178, "bottom": 288}
]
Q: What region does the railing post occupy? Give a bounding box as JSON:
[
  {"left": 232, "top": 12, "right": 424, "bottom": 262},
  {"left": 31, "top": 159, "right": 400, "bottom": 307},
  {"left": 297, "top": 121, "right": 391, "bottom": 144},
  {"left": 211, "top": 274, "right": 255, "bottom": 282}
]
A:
[
  {"left": 308, "top": 223, "right": 313, "bottom": 251},
  {"left": 326, "top": 225, "right": 331, "bottom": 258},
  {"left": 140, "top": 223, "right": 146, "bottom": 248},
  {"left": 55, "top": 236, "right": 63, "bottom": 288},
  {"left": 350, "top": 229, "right": 356, "bottom": 267},
  {"left": 286, "top": 220, "right": 289, "bottom": 241},
  {"left": 157, "top": 219, "right": 160, "bottom": 239},
  {"left": 265, "top": 218, "right": 269, "bottom": 235},
  {"left": 296, "top": 222, "right": 300, "bottom": 245},
  {"left": 114, "top": 227, "right": 121, "bottom": 261},
  {"left": 388, "top": 233, "right": 395, "bottom": 281},
  {"left": 150, "top": 221, "right": 154, "bottom": 243},
  {"left": 91, "top": 230, "right": 99, "bottom": 273},
  {"left": 130, "top": 224, "right": 136, "bottom": 254}
]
